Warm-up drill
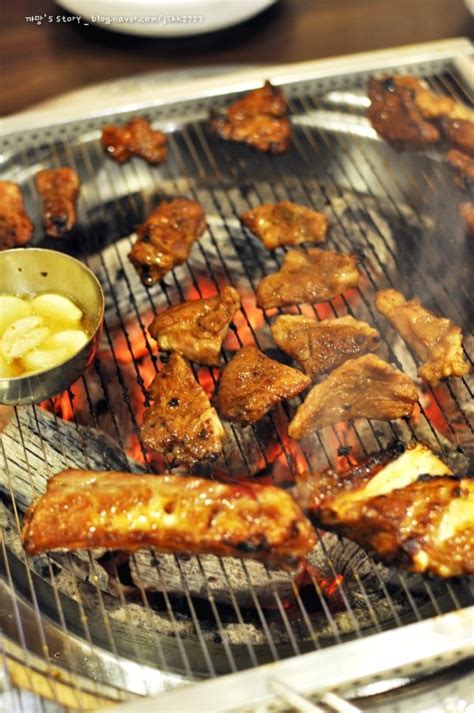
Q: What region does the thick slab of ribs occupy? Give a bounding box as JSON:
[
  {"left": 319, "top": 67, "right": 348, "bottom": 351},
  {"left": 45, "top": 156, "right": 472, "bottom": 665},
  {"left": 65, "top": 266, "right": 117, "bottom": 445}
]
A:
[
  {"left": 35, "top": 168, "right": 80, "bottom": 238},
  {"left": 21, "top": 470, "right": 317, "bottom": 569},
  {"left": 0, "top": 181, "right": 33, "bottom": 250},
  {"left": 241, "top": 201, "right": 328, "bottom": 250}
]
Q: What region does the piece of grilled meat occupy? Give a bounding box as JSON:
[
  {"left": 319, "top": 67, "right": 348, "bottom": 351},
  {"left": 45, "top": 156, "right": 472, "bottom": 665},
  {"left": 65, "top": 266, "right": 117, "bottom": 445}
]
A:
[
  {"left": 288, "top": 354, "right": 418, "bottom": 439},
  {"left": 441, "top": 118, "right": 474, "bottom": 155},
  {"left": 101, "top": 117, "right": 167, "bottom": 164},
  {"left": 217, "top": 346, "right": 311, "bottom": 425},
  {"left": 256, "top": 248, "right": 360, "bottom": 309},
  {"left": 210, "top": 81, "right": 291, "bottom": 154},
  {"left": 22, "top": 469, "right": 317, "bottom": 569},
  {"left": 459, "top": 202, "right": 474, "bottom": 236},
  {"left": 271, "top": 315, "right": 380, "bottom": 379},
  {"left": 129, "top": 198, "right": 206, "bottom": 286},
  {"left": 446, "top": 149, "right": 474, "bottom": 185},
  {"left": 241, "top": 201, "right": 328, "bottom": 250},
  {"left": 142, "top": 353, "right": 224, "bottom": 466},
  {"left": 35, "top": 168, "right": 80, "bottom": 238},
  {"left": 375, "top": 289, "right": 469, "bottom": 386},
  {"left": 394, "top": 76, "right": 474, "bottom": 122},
  {"left": 0, "top": 181, "right": 33, "bottom": 250},
  {"left": 296, "top": 442, "right": 473, "bottom": 577},
  {"left": 367, "top": 78, "right": 440, "bottom": 147},
  {"left": 148, "top": 286, "right": 241, "bottom": 366}
]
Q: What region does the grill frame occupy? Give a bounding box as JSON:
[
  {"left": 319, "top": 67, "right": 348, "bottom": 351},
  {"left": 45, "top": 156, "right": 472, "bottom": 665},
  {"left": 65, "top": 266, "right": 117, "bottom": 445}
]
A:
[{"left": 0, "top": 38, "right": 473, "bottom": 710}]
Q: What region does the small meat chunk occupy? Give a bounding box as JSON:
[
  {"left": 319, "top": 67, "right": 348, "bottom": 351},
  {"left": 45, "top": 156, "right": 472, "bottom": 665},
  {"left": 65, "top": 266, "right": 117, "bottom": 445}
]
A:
[
  {"left": 210, "top": 81, "right": 291, "bottom": 154},
  {"left": 288, "top": 354, "right": 418, "bottom": 438},
  {"left": 241, "top": 201, "right": 328, "bottom": 250},
  {"left": 375, "top": 289, "right": 469, "bottom": 386},
  {"left": 394, "top": 76, "right": 474, "bottom": 122},
  {"left": 129, "top": 198, "right": 206, "bottom": 286},
  {"left": 101, "top": 117, "right": 167, "bottom": 164},
  {"left": 141, "top": 353, "right": 224, "bottom": 466},
  {"left": 0, "top": 181, "right": 33, "bottom": 250},
  {"left": 296, "top": 443, "right": 472, "bottom": 577},
  {"left": 148, "top": 286, "right": 241, "bottom": 366},
  {"left": 256, "top": 248, "right": 360, "bottom": 309},
  {"left": 446, "top": 149, "right": 474, "bottom": 184},
  {"left": 367, "top": 78, "right": 440, "bottom": 147},
  {"left": 35, "top": 168, "right": 80, "bottom": 238},
  {"left": 459, "top": 202, "right": 474, "bottom": 236},
  {"left": 271, "top": 315, "right": 380, "bottom": 379},
  {"left": 21, "top": 469, "right": 317, "bottom": 570},
  {"left": 441, "top": 118, "right": 474, "bottom": 155},
  {"left": 217, "top": 346, "right": 310, "bottom": 425}
]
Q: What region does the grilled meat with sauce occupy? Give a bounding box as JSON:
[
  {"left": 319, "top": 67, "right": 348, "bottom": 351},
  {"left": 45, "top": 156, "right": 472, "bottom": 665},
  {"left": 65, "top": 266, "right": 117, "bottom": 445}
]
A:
[
  {"left": 210, "top": 81, "right": 291, "bottom": 154},
  {"left": 129, "top": 198, "right": 206, "bottom": 286},
  {"left": 35, "top": 168, "right": 80, "bottom": 238},
  {"left": 441, "top": 118, "right": 474, "bottom": 155},
  {"left": 375, "top": 289, "right": 469, "bottom": 386},
  {"left": 217, "top": 346, "right": 310, "bottom": 425},
  {"left": 296, "top": 442, "right": 473, "bottom": 577},
  {"left": 446, "top": 149, "right": 474, "bottom": 185},
  {"left": 101, "top": 117, "right": 167, "bottom": 164},
  {"left": 241, "top": 201, "right": 328, "bottom": 250},
  {"left": 0, "top": 181, "right": 33, "bottom": 250},
  {"left": 22, "top": 469, "right": 317, "bottom": 569},
  {"left": 142, "top": 353, "right": 224, "bottom": 466},
  {"left": 148, "top": 286, "right": 241, "bottom": 366},
  {"left": 288, "top": 354, "right": 418, "bottom": 438},
  {"left": 271, "top": 315, "right": 380, "bottom": 379},
  {"left": 256, "top": 248, "right": 360, "bottom": 309},
  {"left": 394, "top": 76, "right": 474, "bottom": 122}
]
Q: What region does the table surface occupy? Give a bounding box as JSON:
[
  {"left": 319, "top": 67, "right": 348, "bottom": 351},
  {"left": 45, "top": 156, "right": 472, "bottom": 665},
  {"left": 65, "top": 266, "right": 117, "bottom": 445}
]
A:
[{"left": 1, "top": 0, "right": 472, "bottom": 116}]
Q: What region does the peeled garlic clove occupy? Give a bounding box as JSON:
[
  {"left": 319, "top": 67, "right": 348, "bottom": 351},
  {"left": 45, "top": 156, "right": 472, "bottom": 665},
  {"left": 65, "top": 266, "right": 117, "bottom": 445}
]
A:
[
  {"left": 0, "top": 353, "right": 21, "bottom": 378},
  {"left": 0, "top": 295, "right": 32, "bottom": 336},
  {"left": 21, "top": 346, "right": 70, "bottom": 374},
  {"left": 44, "top": 329, "right": 89, "bottom": 356},
  {"left": 1, "top": 316, "right": 50, "bottom": 360},
  {"left": 31, "top": 293, "right": 83, "bottom": 328}
]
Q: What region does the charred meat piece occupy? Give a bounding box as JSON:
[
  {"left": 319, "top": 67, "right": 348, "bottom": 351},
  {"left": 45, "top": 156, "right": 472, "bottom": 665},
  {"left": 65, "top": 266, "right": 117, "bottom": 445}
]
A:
[
  {"left": 35, "top": 168, "right": 80, "bottom": 238},
  {"left": 217, "top": 346, "right": 310, "bottom": 425},
  {"left": 210, "top": 81, "right": 291, "bottom": 154},
  {"left": 142, "top": 353, "right": 224, "bottom": 466},
  {"left": 129, "top": 198, "right": 206, "bottom": 286},
  {"left": 375, "top": 289, "right": 469, "bottom": 386},
  {"left": 367, "top": 78, "right": 440, "bottom": 147},
  {"left": 271, "top": 315, "right": 380, "bottom": 379},
  {"left": 0, "top": 181, "right": 33, "bottom": 250},
  {"left": 441, "top": 118, "right": 474, "bottom": 155},
  {"left": 446, "top": 149, "right": 474, "bottom": 185},
  {"left": 148, "top": 286, "right": 241, "bottom": 366},
  {"left": 101, "top": 117, "right": 167, "bottom": 164},
  {"left": 256, "top": 248, "right": 360, "bottom": 309},
  {"left": 288, "top": 354, "right": 418, "bottom": 438},
  {"left": 296, "top": 443, "right": 473, "bottom": 577},
  {"left": 21, "top": 469, "right": 317, "bottom": 569},
  {"left": 241, "top": 201, "right": 328, "bottom": 250},
  {"left": 459, "top": 202, "right": 474, "bottom": 236},
  {"left": 394, "top": 76, "right": 474, "bottom": 122}
]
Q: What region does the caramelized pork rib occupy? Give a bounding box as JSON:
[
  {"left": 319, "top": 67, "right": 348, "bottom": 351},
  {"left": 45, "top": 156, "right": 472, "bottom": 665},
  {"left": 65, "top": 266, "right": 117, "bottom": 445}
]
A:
[
  {"left": 210, "top": 81, "right": 292, "bottom": 154},
  {"left": 35, "top": 168, "right": 80, "bottom": 238},
  {"left": 129, "top": 198, "right": 206, "bottom": 286},
  {"left": 142, "top": 353, "right": 224, "bottom": 466},
  {"left": 367, "top": 78, "right": 440, "bottom": 147},
  {"left": 217, "top": 346, "right": 311, "bottom": 425},
  {"left": 256, "top": 248, "right": 360, "bottom": 309},
  {"left": 441, "top": 118, "right": 474, "bottom": 155},
  {"left": 375, "top": 289, "right": 469, "bottom": 386},
  {"left": 446, "top": 149, "right": 474, "bottom": 184},
  {"left": 288, "top": 354, "right": 418, "bottom": 439},
  {"left": 394, "top": 76, "right": 474, "bottom": 122},
  {"left": 101, "top": 117, "right": 167, "bottom": 164},
  {"left": 241, "top": 201, "right": 328, "bottom": 250},
  {"left": 295, "top": 443, "right": 473, "bottom": 577},
  {"left": 148, "top": 286, "right": 241, "bottom": 366},
  {"left": 271, "top": 315, "right": 380, "bottom": 379},
  {"left": 21, "top": 470, "right": 317, "bottom": 569},
  {"left": 0, "top": 181, "right": 33, "bottom": 250}
]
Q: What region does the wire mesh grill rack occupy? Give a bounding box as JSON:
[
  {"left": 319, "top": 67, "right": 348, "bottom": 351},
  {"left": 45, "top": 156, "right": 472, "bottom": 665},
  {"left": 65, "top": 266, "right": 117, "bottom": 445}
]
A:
[{"left": 0, "top": 39, "right": 473, "bottom": 711}]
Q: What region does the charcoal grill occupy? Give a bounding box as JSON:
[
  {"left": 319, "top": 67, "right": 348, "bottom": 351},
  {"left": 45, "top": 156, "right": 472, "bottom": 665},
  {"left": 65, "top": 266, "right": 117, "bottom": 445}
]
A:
[{"left": 0, "top": 39, "right": 473, "bottom": 712}]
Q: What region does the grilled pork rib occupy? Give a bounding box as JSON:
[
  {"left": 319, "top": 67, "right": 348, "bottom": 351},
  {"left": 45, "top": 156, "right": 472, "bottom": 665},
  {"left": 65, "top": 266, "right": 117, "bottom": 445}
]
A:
[
  {"left": 241, "top": 201, "right": 328, "bottom": 250},
  {"left": 35, "top": 168, "right": 80, "bottom": 238},
  {"left": 148, "top": 286, "right": 241, "bottom": 366},
  {"left": 0, "top": 181, "right": 33, "bottom": 250},
  {"left": 101, "top": 117, "right": 167, "bottom": 164},
  {"left": 22, "top": 470, "right": 317, "bottom": 569}
]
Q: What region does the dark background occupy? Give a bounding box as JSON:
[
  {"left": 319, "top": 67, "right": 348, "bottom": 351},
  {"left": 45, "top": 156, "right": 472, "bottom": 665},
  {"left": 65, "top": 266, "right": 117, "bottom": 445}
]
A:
[{"left": 1, "top": 0, "right": 472, "bottom": 116}]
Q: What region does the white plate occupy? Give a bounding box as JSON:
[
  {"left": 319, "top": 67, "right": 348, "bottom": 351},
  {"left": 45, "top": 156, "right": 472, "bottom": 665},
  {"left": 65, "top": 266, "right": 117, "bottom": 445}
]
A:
[{"left": 55, "top": 0, "right": 276, "bottom": 37}]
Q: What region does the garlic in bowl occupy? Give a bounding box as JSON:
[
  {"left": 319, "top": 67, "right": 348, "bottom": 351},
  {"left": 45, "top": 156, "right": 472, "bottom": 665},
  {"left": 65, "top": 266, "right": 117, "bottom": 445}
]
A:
[{"left": 0, "top": 249, "right": 104, "bottom": 405}]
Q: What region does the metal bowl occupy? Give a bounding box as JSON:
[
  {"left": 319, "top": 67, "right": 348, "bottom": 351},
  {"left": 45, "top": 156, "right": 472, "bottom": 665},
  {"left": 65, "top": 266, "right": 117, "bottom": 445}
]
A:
[{"left": 0, "top": 249, "right": 104, "bottom": 405}]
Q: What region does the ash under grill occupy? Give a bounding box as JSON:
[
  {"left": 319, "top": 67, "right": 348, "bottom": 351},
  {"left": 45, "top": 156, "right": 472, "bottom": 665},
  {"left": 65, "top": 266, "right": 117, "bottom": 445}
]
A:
[{"left": 0, "top": 55, "right": 473, "bottom": 704}]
